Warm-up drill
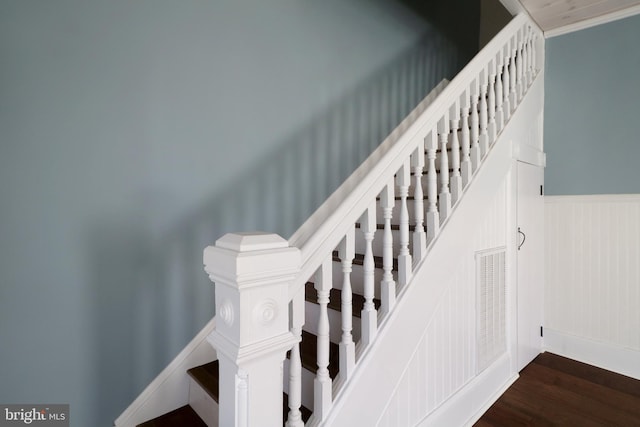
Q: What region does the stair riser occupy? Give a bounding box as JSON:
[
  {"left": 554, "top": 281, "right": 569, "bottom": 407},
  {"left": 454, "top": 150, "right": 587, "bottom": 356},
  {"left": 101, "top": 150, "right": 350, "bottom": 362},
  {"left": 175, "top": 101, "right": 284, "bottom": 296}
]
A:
[
  {"left": 189, "top": 377, "right": 218, "bottom": 427},
  {"left": 304, "top": 300, "right": 362, "bottom": 344}
]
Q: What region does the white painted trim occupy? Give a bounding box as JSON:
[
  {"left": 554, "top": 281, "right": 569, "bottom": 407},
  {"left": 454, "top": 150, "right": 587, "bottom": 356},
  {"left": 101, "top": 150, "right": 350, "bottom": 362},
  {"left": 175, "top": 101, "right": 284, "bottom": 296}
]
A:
[
  {"left": 289, "top": 14, "right": 543, "bottom": 295},
  {"left": 320, "top": 132, "right": 513, "bottom": 426},
  {"left": 544, "top": 4, "right": 640, "bottom": 38},
  {"left": 544, "top": 193, "right": 640, "bottom": 203},
  {"left": 497, "top": 0, "right": 545, "bottom": 33},
  {"left": 317, "top": 59, "right": 545, "bottom": 427},
  {"left": 497, "top": 0, "right": 527, "bottom": 16},
  {"left": 513, "top": 143, "right": 545, "bottom": 167},
  {"left": 544, "top": 328, "right": 640, "bottom": 381},
  {"left": 114, "top": 318, "right": 217, "bottom": 427},
  {"left": 417, "top": 355, "right": 517, "bottom": 427}
]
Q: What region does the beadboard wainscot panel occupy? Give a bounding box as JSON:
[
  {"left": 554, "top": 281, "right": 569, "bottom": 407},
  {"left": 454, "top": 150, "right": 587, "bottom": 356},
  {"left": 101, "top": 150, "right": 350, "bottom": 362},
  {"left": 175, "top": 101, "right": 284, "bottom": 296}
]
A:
[
  {"left": 544, "top": 194, "right": 640, "bottom": 380},
  {"left": 375, "top": 178, "right": 508, "bottom": 427}
]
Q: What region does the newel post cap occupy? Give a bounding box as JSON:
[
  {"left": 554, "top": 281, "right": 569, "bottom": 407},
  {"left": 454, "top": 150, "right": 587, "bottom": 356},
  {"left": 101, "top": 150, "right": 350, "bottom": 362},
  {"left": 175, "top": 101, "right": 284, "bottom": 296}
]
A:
[
  {"left": 204, "top": 232, "right": 300, "bottom": 288},
  {"left": 204, "top": 232, "right": 300, "bottom": 363},
  {"left": 215, "top": 232, "right": 289, "bottom": 251}
]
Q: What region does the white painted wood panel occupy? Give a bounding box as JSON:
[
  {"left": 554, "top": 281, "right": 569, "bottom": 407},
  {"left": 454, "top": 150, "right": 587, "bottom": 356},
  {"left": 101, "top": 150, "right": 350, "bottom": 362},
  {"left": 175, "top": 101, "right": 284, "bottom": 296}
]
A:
[
  {"left": 519, "top": 0, "right": 640, "bottom": 32},
  {"left": 545, "top": 195, "right": 640, "bottom": 353},
  {"left": 375, "top": 180, "right": 508, "bottom": 426},
  {"left": 322, "top": 59, "right": 545, "bottom": 427},
  {"left": 516, "top": 162, "right": 544, "bottom": 371}
]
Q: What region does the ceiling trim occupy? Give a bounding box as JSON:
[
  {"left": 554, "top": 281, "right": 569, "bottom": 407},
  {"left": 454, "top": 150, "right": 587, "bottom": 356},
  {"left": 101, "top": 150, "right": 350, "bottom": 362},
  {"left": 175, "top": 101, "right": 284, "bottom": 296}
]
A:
[
  {"left": 544, "top": 3, "right": 640, "bottom": 38},
  {"left": 497, "top": 0, "right": 527, "bottom": 16},
  {"left": 498, "top": 0, "right": 545, "bottom": 33}
]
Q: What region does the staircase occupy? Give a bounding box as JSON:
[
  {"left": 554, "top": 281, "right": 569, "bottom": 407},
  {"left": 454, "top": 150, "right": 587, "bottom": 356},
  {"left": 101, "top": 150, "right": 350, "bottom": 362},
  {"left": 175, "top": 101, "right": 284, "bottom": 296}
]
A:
[
  {"left": 138, "top": 280, "right": 374, "bottom": 427},
  {"left": 116, "top": 13, "right": 545, "bottom": 427}
]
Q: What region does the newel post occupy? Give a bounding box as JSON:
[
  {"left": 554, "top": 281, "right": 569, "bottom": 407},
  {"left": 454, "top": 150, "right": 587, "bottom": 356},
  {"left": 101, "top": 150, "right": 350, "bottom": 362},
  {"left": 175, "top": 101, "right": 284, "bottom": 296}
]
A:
[{"left": 204, "top": 233, "right": 300, "bottom": 427}]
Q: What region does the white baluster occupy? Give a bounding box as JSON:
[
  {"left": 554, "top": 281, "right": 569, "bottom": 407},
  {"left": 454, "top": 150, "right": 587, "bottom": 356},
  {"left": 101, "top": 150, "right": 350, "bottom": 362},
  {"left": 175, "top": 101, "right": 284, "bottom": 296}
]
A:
[
  {"left": 509, "top": 36, "right": 517, "bottom": 111},
  {"left": 479, "top": 69, "right": 489, "bottom": 156},
  {"left": 438, "top": 115, "right": 452, "bottom": 220},
  {"left": 397, "top": 160, "right": 411, "bottom": 287},
  {"left": 502, "top": 44, "right": 511, "bottom": 122},
  {"left": 449, "top": 102, "right": 462, "bottom": 204},
  {"left": 360, "top": 204, "right": 377, "bottom": 347},
  {"left": 516, "top": 29, "right": 524, "bottom": 102},
  {"left": 314, "top": 258, "right": 333, "bottom": 421},
  {"left": 411, "top": 142, "right": 427, "bottom": 262},
  {"left": 380, "top": 183, "right": 396, "bottom": 316},
  {"left": 338, "top": 227, "right": 355, "bottom": 381},
  {"left": 495, "top": 51, "right": 505, "bottom": 132},
  {"left": 470, "top": 79, "right": 481, "bottom": 172},
  {"left": 487, "top": 59, "right": 497, "bottom": 144},
  {"left": 286, "top": 289, "right": 304, "bottom": 427},
  {"left": 459, "top": 91, "right": 472, "bottom": 187},
  {"left": 425, "top": 131, "right": 439, "bottom": 243},
  {"left": 530, "top": 28, "right": 537, "bottom": 80},
  {"left": 524, "top": 26, "right": 532, "bottom": 87},
  {"left": 531, "top": 33, "right": 538, "bottom": 77}
]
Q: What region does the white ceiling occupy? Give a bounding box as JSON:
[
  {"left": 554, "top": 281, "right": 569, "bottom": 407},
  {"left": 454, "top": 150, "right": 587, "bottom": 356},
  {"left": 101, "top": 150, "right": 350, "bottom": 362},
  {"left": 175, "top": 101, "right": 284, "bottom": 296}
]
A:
[{"left": 500, "top": 0, "right": 640, "bottom": 36}]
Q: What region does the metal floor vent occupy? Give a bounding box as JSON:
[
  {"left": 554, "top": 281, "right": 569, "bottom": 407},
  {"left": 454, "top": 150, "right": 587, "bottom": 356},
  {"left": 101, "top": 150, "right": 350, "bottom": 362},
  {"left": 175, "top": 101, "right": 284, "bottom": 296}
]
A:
[{"left": 476, "top": 247, "right": 506, "bottom": 374}]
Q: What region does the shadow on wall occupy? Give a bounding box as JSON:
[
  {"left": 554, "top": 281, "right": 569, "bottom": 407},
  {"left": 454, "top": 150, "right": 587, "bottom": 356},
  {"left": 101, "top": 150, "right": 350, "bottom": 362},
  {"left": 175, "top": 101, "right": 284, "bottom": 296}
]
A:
[
  {"left": 93, "top": 26, "right": 470, "bottom": 423},
  {"left": 400, "top": 0, "right": 481, "bottom": 55}
]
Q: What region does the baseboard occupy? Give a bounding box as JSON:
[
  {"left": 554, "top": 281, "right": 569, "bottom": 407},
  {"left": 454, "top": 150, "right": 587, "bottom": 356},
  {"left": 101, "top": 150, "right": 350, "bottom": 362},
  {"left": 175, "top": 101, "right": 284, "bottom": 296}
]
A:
[
  {"left": 114, "top": 318, "right": 217, "bottom": 426},
  {"left": 416, "top": 354, "right": 516, "bottom": 427},
  {"left": 544, "top": 328, "right": 640, "bottom": 381}
]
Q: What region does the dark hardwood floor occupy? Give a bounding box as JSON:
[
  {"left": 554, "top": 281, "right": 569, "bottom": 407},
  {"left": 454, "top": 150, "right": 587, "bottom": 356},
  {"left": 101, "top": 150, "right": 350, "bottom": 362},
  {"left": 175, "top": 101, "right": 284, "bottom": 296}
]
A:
[{"left": 475, "top": 352, "right": 640, "bottom": 426}]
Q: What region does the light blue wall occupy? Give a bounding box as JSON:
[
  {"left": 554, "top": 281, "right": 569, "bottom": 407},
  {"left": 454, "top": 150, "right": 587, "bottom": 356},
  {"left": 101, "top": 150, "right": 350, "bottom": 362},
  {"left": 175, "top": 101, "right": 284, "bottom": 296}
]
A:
[
  {"left": 0, "top": 1, "right": 471, "bottom": 425},
  {"left": 544, "top": 13, "right": 640, "bottom": 195}
]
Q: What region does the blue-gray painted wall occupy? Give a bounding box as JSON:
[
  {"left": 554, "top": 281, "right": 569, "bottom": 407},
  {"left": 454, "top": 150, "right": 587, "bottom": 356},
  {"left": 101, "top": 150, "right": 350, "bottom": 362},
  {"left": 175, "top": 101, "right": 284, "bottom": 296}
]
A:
[
  {"left": 544, "top": 13, "right": 640, "bottom": 195},
  {"left": 0, "top": 1, "right": 472, "bottom": 424}
]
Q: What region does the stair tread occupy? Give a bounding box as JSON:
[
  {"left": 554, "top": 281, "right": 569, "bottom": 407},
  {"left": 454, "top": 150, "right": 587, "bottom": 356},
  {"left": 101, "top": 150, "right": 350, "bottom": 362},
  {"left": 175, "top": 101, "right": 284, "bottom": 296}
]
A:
[
  {"left": 305, "top": 282, "right": 381, "bottom": 318},
  {"left": 137, "top": 405, "right": 206, "bottom": 427},
  {"left": 187, "top": 360, "right": 219, "bottom": 402}
]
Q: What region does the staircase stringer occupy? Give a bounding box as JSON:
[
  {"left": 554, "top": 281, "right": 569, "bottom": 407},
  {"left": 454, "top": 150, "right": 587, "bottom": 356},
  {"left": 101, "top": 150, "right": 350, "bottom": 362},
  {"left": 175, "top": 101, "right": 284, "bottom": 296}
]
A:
[
  {"left": 321, "top": 72, "right": 546, "bottom": 427},
  {"left": 318, "top": 120, "right": 512, "bottom": 427},
  {"left": 114, "top": 317, "right": 218, "bottom": 427}
]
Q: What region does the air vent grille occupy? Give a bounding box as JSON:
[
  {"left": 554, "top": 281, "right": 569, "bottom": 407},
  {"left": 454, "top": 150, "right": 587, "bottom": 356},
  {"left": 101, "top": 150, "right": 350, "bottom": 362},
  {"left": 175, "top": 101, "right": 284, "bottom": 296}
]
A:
[{"left": 476, "top": 248, "right": 506, "bottom": 373}]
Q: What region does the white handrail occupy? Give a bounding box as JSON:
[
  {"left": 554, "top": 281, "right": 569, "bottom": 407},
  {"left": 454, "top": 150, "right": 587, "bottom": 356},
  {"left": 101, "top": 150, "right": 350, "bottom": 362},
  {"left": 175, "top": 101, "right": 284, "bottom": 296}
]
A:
[
  {"left": 289, "top": 14, "right": 542, "bottom": 293},
  {"left": 203, "top": 13, "right": 544, "bottom": 427}
]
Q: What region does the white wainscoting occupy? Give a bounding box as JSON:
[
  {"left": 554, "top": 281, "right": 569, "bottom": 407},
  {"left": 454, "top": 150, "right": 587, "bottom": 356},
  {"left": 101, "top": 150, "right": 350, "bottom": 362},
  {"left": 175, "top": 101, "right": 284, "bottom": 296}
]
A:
[
  {"left": 544, "top": 194, "right": 640, "bottom": 379},
  {"left": 375, "top": 178, "right": 508, "bottom": 427}
]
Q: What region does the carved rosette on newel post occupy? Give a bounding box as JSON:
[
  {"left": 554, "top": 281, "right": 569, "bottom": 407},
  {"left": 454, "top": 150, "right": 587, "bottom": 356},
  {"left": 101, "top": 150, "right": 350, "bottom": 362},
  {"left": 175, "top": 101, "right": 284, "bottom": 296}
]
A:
[{"left": 204, "top": 233, "right": 301, "bottom": 427}]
